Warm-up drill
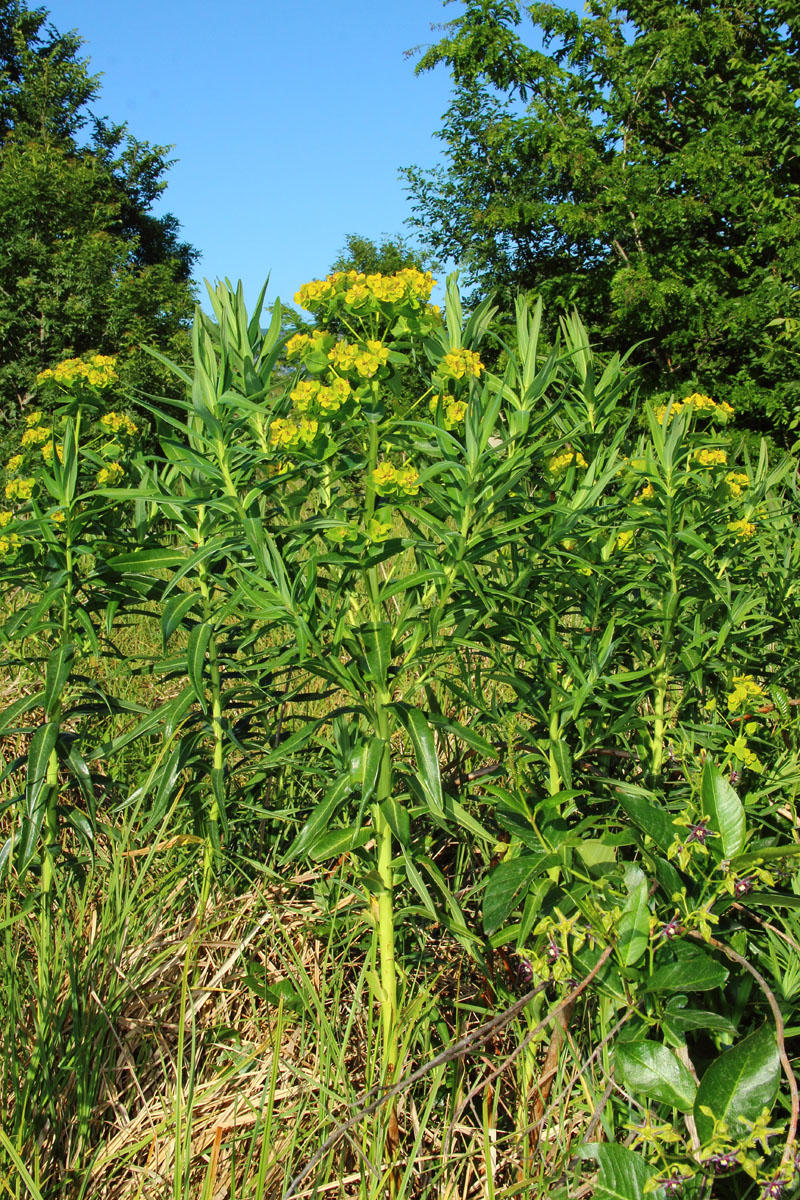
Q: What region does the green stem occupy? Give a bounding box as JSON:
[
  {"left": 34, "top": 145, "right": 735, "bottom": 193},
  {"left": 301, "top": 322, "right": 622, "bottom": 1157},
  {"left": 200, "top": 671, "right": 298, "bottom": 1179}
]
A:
[
  {"left": 548, "top": 614, "right": 562, "bottom": 796},
  {"left": 37, "top": 745, "right": 60, "bottom": 996}
]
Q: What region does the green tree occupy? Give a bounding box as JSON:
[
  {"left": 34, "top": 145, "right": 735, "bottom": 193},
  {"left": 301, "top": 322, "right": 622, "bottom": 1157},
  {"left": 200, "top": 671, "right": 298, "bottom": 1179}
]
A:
[
  {"left": 404, "top": 0, "right": 800, "bottom": 441},
  {"left": 0, "top": 1, "right": 197, "bottom": 417}
]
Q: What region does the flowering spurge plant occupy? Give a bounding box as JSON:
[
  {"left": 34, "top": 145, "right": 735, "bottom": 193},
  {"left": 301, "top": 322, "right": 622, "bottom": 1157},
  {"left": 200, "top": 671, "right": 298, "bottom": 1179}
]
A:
[
  {"left": 0, "top": 355, "right": 150, "bottom": 1023},
  {"left": 131, "top": 272, "right": 616, "bottom": 1131}
]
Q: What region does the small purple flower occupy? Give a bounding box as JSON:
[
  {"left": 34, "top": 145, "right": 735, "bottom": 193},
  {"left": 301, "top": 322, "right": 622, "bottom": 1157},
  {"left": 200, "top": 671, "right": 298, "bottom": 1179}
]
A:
[
  {"left": 547, "top": 938, "right": 560, "bottom": 964},
  {"left": 702, "top": 1152, "right": 739, "bottom": 1174},
  {"left": 734, "top": 876, "right": 755, "bottom": 896},
  {"left": 657, "top": 1174, "right": 684, "bottom": 1197},
  {"left": 760, "top": 1177, "right": 787, "bottom": 1200},
  {"left": 516, "top": 957, "right": 533, "bottom": 987},
  {"left": 660, "top": 915, "right": 683, "bottom": 939},
  {"left": 730, "top": 769, "right": 741, "bottom": 785},
  {"left": 686, "top": 817, "right": 714, "bottom": 845}
]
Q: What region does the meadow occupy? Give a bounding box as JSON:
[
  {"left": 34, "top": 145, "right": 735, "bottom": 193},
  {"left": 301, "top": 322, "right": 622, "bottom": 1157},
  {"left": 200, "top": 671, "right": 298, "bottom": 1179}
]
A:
[{"left": 0, "top": 269, "right": 799, "bottom": 1200}]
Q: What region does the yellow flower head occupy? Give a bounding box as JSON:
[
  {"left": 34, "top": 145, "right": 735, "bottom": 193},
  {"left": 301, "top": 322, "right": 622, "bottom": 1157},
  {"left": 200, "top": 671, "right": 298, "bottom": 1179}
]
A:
[
  {"left": 616, "top": 529, "right": 635, "bottom": 551},
  {"left": 24, "top": 411, "right": 42, "bottom": 427},
  {"left": 96, "top": 461, "right": 125, "bottom": 486},
  {"left": 367, "top": 515, "right": 393, "bottom": 543},
  {"left": 5, "top": 477, "right": 35, "bottom": 501},
  {"left": 290, "top": 379, "right": 321, "bottom": 411},
  {"left": 0, "top": 510, "right": 12, "bottom": 527},
  {"left": 99, "top": 411, "right": 138, "bottom": 437},
  {"left": 727, "top": 518, "right": 756, "bottom": 539},
  {"left": 548, "top": 450, "right": 588, "bottom": 476},
  {"left": 725, "top": 471, "right": 749, "bottom": 498},
  {"left": 21, "top": 425, "right": 50, "bottom": 447},
  {"left": 371, "top": 462, "right": 397, "bottom": 490},
  {"left": 441, "top": 348, "right": 483, "bottom": 380},
  {"left": 693, "top": 448, "right": 728, "bottom": 468},
  {"left": 6, "top": 454, "right": 23, "bottom": 474},
  {"left": 0, "top": 532, "right": 21, "bottom": 557},
  {"left": 727, "top": 674, "right": 764, "bottom": 713}
]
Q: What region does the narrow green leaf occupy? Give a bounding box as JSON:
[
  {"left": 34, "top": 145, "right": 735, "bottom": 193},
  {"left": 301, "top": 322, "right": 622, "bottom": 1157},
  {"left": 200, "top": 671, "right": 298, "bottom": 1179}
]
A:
[
  {"left": 694, "top": 1025, "right": 780, "bottom": 1142},
  {"left": 483, "top": 854, "right": 547, "bottom": 935},
  {"left": 162, "top": 591, "right": 198, "bottom": 647},
  {"left": 616, "top": 1039, "right": 697, "bottom": 1112},
  {"left": 283, "top": 774, "right": 353, "bottom": 863},
  {"left": 44, "top": 643, "right": 74, "bottom": 721},
  {"left": 393, "top": 704, "right": 443, "bottom": 817},
  {"left": 701, "top": 759, "right": 745, "bottom": 857},
  {"left": 187, "top": 623, "right": 213, "bottom": 709},
  {"left": 380, "top": 796, "right": 410, "bottom": 846}
]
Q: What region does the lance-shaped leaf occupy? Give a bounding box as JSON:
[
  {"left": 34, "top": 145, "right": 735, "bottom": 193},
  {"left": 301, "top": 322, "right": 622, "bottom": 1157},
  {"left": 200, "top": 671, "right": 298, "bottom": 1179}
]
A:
[
  {"left": 392, "top": 704, "right": 443, "bottom": 817},
  {"left": 483, "top": 853, "right": 547, "bottom": 935},
  {"left": 44, "top": 643, "right": 74, "bottom": 721}
]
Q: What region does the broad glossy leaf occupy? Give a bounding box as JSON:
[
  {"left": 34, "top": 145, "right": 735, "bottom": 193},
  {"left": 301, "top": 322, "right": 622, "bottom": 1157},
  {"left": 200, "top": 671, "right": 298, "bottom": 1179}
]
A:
[
  {"left": 588, "top": 1144, "right": 658, "bottom": 1199},
  {"left": 646, "top": 950, "right": 728, "bottom": 994},
  {"left": 616, "top": 1039, "right": 697, "bottom": 1111},
  {"left": 617, "top": 790, "right": 677, "bottom": 854},
  {"left": 617, "top": 868, "right": 650, "bottom": 967},
  {"left": 701, "top": 759, "right": 745, "bottom": 857},
  {"left": 694, "top": 1025, "right": 780, "bottom": 1142},
  {"left": 483, "top": 854, "right": 547, "bottom": 935}
]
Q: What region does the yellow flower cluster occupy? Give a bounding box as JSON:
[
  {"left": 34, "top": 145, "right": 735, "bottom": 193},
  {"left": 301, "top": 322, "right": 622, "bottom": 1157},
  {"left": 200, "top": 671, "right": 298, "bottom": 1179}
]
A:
[
  {"left": 328, "top": 339, "right": 390, "bottom": 379},
  {"left": 633, "top": 483, "right": 656, "bottom": 504},
  {"left": 268, "top": 416, "right": 319, "bottom": 450},
  {"left": 548, "top": 450, "right": 589, "bottom": 475},
  {"left": 286, "top": 329, "right": 331, "bottom": 358},
  {"left": 727, "top": 517, "right": 756, "bottom": 539},
  {"left": 367, "top": 515, "right": 393, "bottom": 543},
  {"left": 725, "top": 733, "right": 764, "bottom": 773},
  {"left": 40, "top": 442, "right": 63, "bottom": 464},
  {"left": 429, "top": 396, "right": 467, "bottom": 429},
  {"left": 100, "top": 411, "right": 138, "bottom": 437},
  {"left": 6, "top": 454, "right": 23, "bottom": 474},
  {"left": 0, "top": 530, "right": 21, "bottom": 556},
  {"left": 655, "top": 393, "right": 735, "bottom": 423},
  {"left": 291, "top": 377, "right": 354, "bottom": 415},
  {"left": 294, "top": 268, "right": 436, "bottom": 313},
  {"left": 37, "top": 354, "right": 118, "bottom": 390},
  {"left": 727, "top": 674, "right": 763, "bottom": 713},
  {"left": 440, "top": 348, "right": 483, "bottom": 380},
  {"left": 371, "top": 461, "right": 420, "bottom": 497},
  {"left": 0, "top": 511, "right": 11, "bottom": 527},
  {"left": 725, "top": 471, "right": 749, "bottom": 498},
  {"left": 96, "top": 461, "right": 125, "bottom": 486},
  {"left": 5, "top": 477, "right": 35, "bottom": 501},
  {"left": 615, "top": 529, "right": 635, "bottom": 551},
  {"left": 693, "top": 448, "right": 728, "bottom": 468},
  {"left": 21, "top": 424, "right": 51, "bottom": 447}
]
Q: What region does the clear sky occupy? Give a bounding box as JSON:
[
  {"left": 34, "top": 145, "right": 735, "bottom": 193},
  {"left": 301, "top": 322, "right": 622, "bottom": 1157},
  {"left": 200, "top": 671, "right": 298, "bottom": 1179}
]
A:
[{"left": 42, "top": 0, "right": 462, "bottom": 313}]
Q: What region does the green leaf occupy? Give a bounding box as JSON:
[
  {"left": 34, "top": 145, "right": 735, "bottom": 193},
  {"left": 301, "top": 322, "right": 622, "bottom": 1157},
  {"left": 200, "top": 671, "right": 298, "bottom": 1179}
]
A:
[
  {"left": 360, "top": 622, "right": 392, "bottom": 684},
  {"left": 309, "top": 827, "right": 372, "bottom": 862},
  {"left": 616, "top": 1039, "right": 697, "bottom": 1112},
  {"left": 617, "top": 868, "right": 650, "bottom": 967},
  {"left": 187, "top": 623, "right": 213, "bottom": 709},
  {"left": 43, "top": 643, "right": 74, "bottom": 721},
  {"left": 483, "top": 854, "right": 547, "bottom": 935},
  {"left": 393, "top": 704, "right": 443, "bottom": 817},
  {"left": 17, "top": 722, "right": 59, "bottom": 871},
  {"left": 647, "top": 950, "right": 728, "bottom": 994},
  {"left": 105, "top": 547, "right": 187, "bottom": 572},
  {"left": 663, "top": 998, "right": 738, "bottom": 1038},
  {"left": 694, "top": 1025, "right": 780, "bottom": 1142},
  {"left": 0, "top": 690, "right": 45, "bottom": 735},
  {"left": 587, "top": 1144, "right": 659, "bottom": 1199},
  {"left": 283, "top": 774, "right": 353, "bottom": 862},
  {"left": 617, "top": 790, "right": 677, "bottom": 854},
  {"left": 701, "top": 759, "right": 745, "bottom": 857},
  {"left": 162, "top": 591, "right": 198, "bottom": 647},
  {"left": 380, "top": 796, "right": 410, "bottom": 846}
]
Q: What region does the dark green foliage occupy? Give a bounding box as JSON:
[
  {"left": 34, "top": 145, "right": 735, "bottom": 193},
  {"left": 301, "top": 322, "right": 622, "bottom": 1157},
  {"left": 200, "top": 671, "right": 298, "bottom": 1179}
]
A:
[
  {"left": 404, "top": 0, "right": 800, "bottom": 442},
  {"left": 0, "top": 1, "right": 197, "bottom": 418}
]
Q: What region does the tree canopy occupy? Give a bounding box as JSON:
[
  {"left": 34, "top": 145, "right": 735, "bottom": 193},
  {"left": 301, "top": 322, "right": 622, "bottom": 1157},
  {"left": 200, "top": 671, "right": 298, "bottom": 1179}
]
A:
[
  {"left": 404, "top": 0, "right": 800, "bottom": 441},
  {"left": 0, "top": 1, "right": 198, "bottom": 418}
]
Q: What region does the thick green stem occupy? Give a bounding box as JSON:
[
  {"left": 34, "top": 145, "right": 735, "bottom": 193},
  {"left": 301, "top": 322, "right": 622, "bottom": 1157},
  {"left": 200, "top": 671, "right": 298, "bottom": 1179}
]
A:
[
  {"left": 548, "top": 615, "right": 562, "bottom": 796},
  {"left": 37, "top": 745, "right": 60, "bottom": 993},
  {"left": 372, "top": 699, "right": 398, "bottom": 1078}
]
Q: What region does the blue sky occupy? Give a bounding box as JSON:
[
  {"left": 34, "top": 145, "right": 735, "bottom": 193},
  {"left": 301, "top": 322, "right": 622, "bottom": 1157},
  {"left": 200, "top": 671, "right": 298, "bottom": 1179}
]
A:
[{"left": 42, "top": 0, "right": 463, "bottom": 313}]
